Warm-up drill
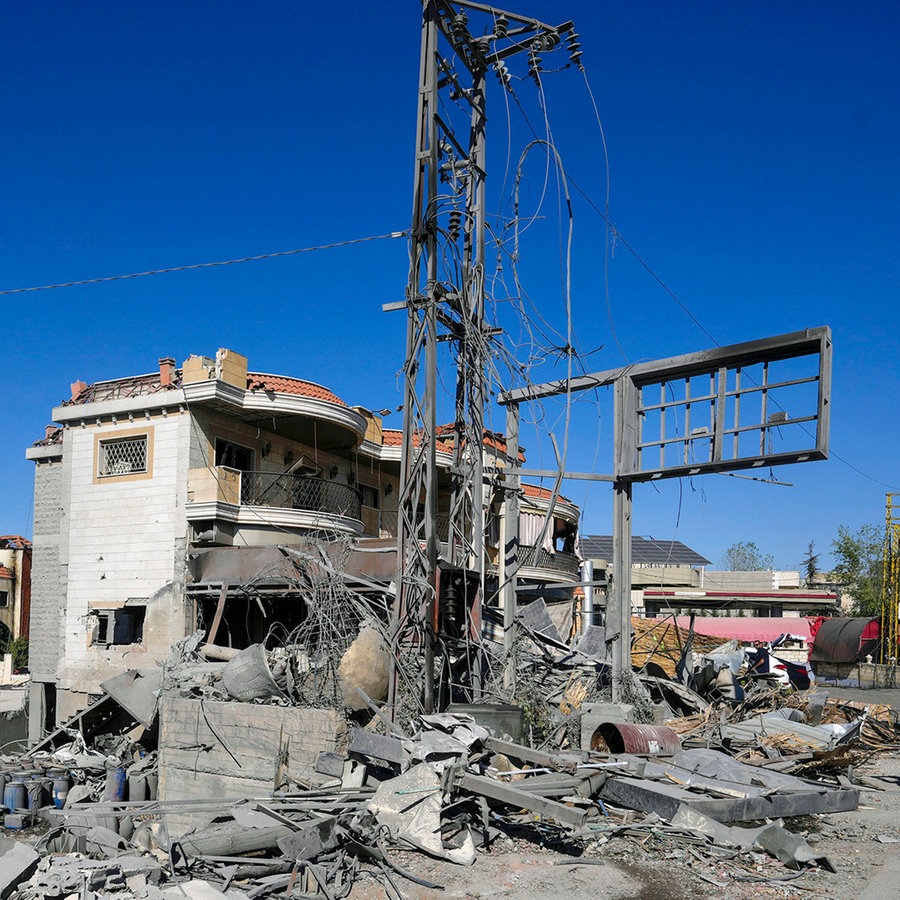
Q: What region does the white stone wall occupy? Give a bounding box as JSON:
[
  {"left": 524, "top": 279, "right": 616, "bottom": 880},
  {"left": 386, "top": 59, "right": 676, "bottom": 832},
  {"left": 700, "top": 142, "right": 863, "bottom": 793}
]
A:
[
  {"left": 30, "top": 460, "right": 66, "bottom": 682},
  {"left": 58, "top": 414, "right": 191, "bottom": 697}
]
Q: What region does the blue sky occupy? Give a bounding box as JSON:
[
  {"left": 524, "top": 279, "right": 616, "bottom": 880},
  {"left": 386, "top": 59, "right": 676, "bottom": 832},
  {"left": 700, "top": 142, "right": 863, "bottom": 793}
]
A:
[{"left": 2, "top": 1, "right": 897, "bottom": 571}]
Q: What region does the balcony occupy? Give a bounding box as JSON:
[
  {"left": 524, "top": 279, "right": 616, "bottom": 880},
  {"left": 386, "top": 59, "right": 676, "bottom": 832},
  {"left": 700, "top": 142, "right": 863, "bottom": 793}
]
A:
[
  {"left": 241, "top": 472, "right": 361, "bottom": 519},
  {"left": 517, "top": 544, "right": 580, "bottom": 580},
  {"left": 186, "top": 468, "right": 363, "bottom": 538}
]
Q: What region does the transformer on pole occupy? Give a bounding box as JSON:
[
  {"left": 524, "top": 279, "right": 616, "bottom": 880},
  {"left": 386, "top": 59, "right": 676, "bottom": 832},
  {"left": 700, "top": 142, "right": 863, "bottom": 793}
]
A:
[{"left": 388, "top": 1, "right": 575, "bottom": 717}]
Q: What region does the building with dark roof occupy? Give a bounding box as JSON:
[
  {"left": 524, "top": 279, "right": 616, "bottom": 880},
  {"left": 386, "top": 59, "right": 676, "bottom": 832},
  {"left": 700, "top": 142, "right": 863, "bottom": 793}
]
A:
[{"left": 580, "top": 536, "right": 711, "bottom": 569}]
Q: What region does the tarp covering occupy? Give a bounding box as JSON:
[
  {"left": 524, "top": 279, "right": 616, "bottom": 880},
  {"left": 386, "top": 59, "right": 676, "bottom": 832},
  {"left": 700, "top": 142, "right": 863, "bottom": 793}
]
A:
[
  {"left": 669, "top": 616, "right": 813, "bottom": 643},
  {"left": 809, "top": 617, "right": 880, "bottom": 664}
]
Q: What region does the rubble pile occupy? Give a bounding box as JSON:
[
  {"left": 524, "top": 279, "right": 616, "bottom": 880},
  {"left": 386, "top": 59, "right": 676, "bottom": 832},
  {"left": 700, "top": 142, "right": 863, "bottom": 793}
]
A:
[{"left": 2, "top": 600, "right": 900, "bottom": 898}]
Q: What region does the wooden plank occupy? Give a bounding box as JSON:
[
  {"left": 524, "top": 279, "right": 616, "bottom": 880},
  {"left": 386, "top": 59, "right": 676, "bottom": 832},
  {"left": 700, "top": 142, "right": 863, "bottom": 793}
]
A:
[{"left": 206, "top": 582, "right": 229, "bottom": 645}]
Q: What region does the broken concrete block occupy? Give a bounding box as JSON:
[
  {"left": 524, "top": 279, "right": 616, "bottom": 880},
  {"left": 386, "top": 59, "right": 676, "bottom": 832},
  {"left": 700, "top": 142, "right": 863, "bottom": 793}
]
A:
[
  {"left": 349, "top": 728, "right": 407, "bottom": 765},
  {"left": 100, "top": 668, "right": 163, "bottom": 728},
  {"left": 755, "top": 823, "right": 835, "bottom": 871},
  {"left": 457, "top": 772, "right": 589, "bottom": 828},
  {"left": 174, "top": 821, "right": 295, "bottom": 858},
  {"left": 276, "top": 816, "right": 338, "bottom": 861},
  {"left": 315, "top": 751, "right": 345, "bottom": 778},
  {"left": 0, "top": 837, "right": 39, "bottom": 899}
]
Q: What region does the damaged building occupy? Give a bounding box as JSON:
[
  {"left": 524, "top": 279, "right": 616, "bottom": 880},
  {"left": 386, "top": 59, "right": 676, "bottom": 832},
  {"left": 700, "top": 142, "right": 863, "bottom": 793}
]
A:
[{"left": 24, "top": 348, "right": 583, "bottom": 740}]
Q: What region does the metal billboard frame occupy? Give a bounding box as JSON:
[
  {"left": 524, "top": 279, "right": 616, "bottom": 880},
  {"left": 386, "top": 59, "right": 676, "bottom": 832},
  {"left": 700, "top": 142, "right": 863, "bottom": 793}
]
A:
[{"left": 499, "top": 327, "right": 832, "bottom": 699}]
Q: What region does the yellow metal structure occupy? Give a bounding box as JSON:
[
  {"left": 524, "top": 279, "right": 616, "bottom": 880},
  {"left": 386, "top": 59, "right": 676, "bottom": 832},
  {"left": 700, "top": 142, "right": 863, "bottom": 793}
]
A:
[{"left": 882, "top": 493, "right": 900, "bottom": 666}]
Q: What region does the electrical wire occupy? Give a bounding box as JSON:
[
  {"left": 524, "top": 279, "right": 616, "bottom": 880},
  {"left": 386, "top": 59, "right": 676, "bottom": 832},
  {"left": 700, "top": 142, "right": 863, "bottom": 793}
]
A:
[{"left": 0, "top": 231, "right": 407, "bottom": 297}]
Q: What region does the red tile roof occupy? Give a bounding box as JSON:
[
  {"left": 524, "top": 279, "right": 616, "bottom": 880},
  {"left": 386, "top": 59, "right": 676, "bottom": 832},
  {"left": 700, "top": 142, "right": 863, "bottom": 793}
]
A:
[
  {"left": 522, "top": 483, "right": 573, "bottom": 505},
  {"left": 482, "top": 431, "right": 526, "bottom": 462},
  {"left": 0, "top": 536, "right": 31, "bottom": 550},
  {"left": 32, "top": 427, "right": 63, "bottom": 448},
  {"left": 0, "top": 566, "right": 13, "bottom": 580},
  {"left": 434, "top": 424, "right": 526, "bottom": 461},
  {"left": 246, "top": 373, "right": 347, "bottom": 406},
  {"left": 65, "top": 373, "right": 175, "bottom": 405},
  {"left": 382, "top": 429, "right": 454, "bottom": 454}
]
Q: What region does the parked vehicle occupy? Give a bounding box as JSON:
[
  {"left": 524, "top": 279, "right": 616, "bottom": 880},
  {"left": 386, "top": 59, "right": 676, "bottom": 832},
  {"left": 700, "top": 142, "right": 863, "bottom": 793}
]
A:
[
  {"left": 743, "top": 645, "right": 814, "bottom": 690},
  {"left": 770, "top": 656, "right": 814, "bottom": 691}
]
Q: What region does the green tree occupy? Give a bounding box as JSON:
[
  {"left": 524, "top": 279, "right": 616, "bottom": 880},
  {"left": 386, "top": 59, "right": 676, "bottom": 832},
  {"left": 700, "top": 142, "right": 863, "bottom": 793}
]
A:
[
  {"left": 9, "top": 636, "right": 27, "bottom": 672},
  {"left": 721, "top": 541, "right": 774, "bottom": 571},
  {"left": 830, "top": 524, "right": 883, "bottom": 617},
  {"left": 801, "top": 540, "right": 820, "bottom": 584}
]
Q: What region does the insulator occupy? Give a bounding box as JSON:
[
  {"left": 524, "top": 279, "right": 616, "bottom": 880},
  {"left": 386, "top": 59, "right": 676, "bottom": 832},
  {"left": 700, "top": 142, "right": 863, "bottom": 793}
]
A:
[
  {"left": 494, "top": 60, "right": 511, "bottom": 89},
  {"left": 567, "top": 31, "right": 584, "bottom": 68},
  {"left": 448, "top": 209, "right": 462, "bottom": 241},
  {"left": 493, "top": 14, "right": 508, "bottom": 39},
  {"left": 528, "top": 50, "right": 542, "bottom": 85},
  {"left": 440, "top": 573, "right": 465, "bottom": 640},
  {"left": 451, "top": 12, "right": 468, "bottom": 41},
  {"left": 543, "top": 32, "right": 561, "bottom": 50}
]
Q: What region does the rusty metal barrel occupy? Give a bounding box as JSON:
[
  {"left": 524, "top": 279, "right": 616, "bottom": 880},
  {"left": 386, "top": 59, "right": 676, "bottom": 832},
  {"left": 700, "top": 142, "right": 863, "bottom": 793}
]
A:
[{"left": 590, "top": 722, "right": 681, "bottom": 755}]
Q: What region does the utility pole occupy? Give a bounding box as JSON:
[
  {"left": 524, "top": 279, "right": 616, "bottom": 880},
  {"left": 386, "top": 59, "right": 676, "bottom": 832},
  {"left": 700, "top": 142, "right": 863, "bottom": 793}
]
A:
[{"left": 389, "top": 1, "right": 575, "bottom": 717}]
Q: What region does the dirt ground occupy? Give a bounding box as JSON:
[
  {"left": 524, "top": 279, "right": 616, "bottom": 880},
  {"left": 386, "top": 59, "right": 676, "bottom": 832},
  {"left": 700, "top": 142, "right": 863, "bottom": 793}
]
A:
[{"left": 350, "top": 684, "right": 900, "bottom": 900}]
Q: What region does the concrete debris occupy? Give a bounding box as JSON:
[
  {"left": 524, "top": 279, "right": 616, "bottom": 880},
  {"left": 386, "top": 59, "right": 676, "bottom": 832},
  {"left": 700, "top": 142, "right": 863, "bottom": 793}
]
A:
[
  {"left": 99, "top": 668, "right": 163, "bottom": 728},
  {"left": 6, "top": 591, "right": 900, "bottom": 899},
  {"left": 0, "top": 837, "right": 39, "bottom": 899}
]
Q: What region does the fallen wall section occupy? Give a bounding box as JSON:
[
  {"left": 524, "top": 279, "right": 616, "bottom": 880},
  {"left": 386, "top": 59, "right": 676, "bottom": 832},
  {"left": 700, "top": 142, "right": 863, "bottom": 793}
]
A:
[{"left": 159, "top": 697, "right": 348, "bottom": 834}]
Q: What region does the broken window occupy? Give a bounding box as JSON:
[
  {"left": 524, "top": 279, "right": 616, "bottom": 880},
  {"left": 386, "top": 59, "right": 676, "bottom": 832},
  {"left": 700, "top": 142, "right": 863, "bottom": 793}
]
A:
[
  {"left": 198, "top": 593, "right": 306, "bottom": 650},
  {"left": 92, "top": 606, "right": 146, "bottom": 646},
  {"left": 215, "top": 439, "right": 253, "bottom": 471},
  {"left": 98, "top": 435, "right": 148, "bottom": 476}
]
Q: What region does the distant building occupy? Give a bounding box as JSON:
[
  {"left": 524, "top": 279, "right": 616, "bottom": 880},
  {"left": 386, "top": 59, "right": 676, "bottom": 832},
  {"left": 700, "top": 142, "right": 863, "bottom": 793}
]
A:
[
  {"left": 581, "top": 535, "right": 837, "bottom": 618},
  {"left": 0, "top": 535, "right": 31, "bottom": 656}
]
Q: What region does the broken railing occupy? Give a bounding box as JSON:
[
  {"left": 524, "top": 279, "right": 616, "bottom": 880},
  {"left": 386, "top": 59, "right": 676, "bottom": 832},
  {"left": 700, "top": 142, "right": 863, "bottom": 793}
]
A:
[{"left": 240, "top": 472, "right": 362, "bottom": 520}]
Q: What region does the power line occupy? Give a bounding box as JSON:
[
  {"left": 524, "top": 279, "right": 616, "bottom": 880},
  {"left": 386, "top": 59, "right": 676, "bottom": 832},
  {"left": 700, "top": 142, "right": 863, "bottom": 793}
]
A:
[{"left": 0, "top": 231, "right": 408, "bottom": 296}]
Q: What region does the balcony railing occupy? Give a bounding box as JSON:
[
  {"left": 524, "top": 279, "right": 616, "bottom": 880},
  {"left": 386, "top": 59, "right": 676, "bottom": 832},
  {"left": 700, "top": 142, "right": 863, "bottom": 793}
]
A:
[
  {"left": 517, "top": 544, "right": 580, "bottom": 578},
  {"left": 240, "top": 472, "right": 362, "bottom": 520},
  {"left": 366, "top": 509, "right": 451, "bottom": 541}
]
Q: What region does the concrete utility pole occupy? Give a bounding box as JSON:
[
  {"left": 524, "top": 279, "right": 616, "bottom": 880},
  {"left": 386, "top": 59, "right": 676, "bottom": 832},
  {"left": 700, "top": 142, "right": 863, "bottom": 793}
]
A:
[{"left": 389, "top": 1, "right": 575, "bottom": 716}]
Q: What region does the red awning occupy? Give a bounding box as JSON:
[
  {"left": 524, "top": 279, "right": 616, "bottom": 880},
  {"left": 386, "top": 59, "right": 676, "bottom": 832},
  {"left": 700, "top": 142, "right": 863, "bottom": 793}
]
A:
[{"left": 668, "top": 616, "right": 813, "bottom": 643}]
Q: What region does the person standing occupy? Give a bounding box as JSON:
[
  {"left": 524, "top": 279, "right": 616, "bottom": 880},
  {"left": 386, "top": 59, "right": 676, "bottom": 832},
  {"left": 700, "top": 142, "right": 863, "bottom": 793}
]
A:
[{"left": 748, "top": 640, "right": 770, "bottom": 675}]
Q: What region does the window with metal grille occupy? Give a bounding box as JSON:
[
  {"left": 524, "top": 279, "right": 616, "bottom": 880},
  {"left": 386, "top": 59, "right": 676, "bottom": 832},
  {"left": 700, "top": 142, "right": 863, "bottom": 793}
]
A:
[{"left": 98, "top": 436, "right": 148, "bottom": 476}]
